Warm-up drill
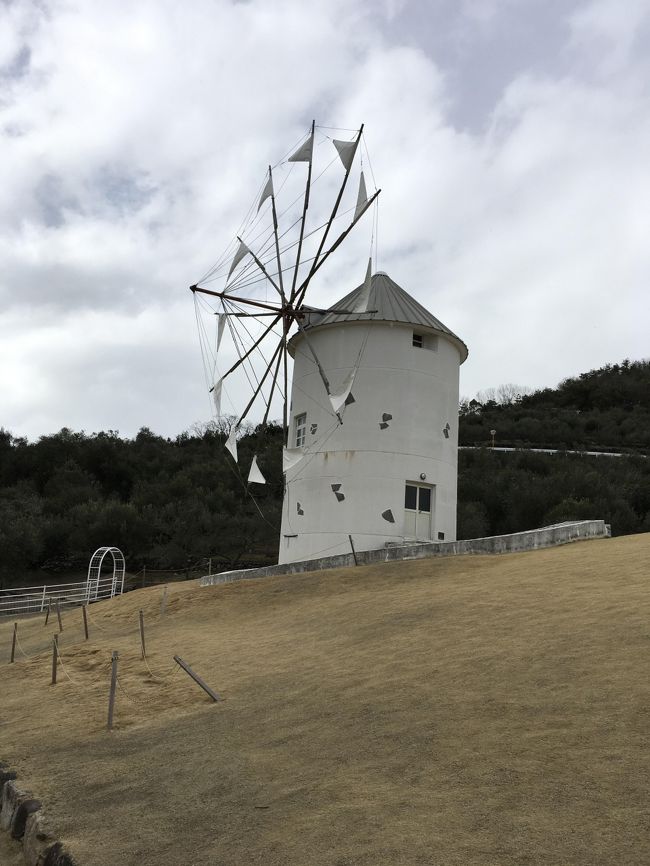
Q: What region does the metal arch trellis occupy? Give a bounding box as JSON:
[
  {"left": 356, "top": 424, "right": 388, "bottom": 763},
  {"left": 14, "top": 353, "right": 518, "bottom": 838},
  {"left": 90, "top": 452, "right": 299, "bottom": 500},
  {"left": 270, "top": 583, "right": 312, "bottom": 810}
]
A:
[{"left": 86, "top": 547, "right": 126, "bottom": 602}]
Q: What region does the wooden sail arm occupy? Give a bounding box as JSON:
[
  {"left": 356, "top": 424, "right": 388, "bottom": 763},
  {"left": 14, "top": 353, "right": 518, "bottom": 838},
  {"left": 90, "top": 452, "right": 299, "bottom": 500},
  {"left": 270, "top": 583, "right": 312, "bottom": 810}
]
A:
[
  {"left": 262, "top": 339, "right": 285, "bottom": 428},
  {"left": 224, "top": 311, "right": 280, "bottom": 318},
  {"left": 235, "top": 237, "right": 285, "bottom": 301},
  {"left": 292, "top": 317, "right": 342, "bottom": 423},
  {"left": 237, "top": 335, "right": 285, "bottom": 426},
  {"left": 190, "top": 285, "right": 281, "bottom": 314},
  {"left": 289, "top": 119, "right": 316, "bottom": 300},
  {"left": 293, "top": 188, "right": 381, "bottom": 311},
  {"left": 268, "top": 166, "right": 288, "bottom": 306}
]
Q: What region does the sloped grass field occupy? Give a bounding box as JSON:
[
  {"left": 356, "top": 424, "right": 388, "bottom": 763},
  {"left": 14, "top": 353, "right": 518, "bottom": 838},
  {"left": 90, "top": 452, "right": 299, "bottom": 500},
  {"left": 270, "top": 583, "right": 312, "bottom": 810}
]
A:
[{"left": 1, "top": 535, "right": 649, "bottom": 866}]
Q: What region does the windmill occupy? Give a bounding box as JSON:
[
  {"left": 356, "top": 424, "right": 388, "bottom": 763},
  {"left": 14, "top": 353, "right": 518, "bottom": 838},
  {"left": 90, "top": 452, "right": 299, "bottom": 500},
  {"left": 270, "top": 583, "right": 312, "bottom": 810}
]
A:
[{"left": 191, "top": 123, "right": 467, "bottom": 566}]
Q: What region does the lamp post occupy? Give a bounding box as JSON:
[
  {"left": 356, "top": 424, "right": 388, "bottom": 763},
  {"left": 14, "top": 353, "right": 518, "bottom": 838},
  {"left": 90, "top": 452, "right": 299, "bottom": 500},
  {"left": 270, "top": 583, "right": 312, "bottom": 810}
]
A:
[{"left": 490, "top": 429, "right": 496, "bottom": 448}]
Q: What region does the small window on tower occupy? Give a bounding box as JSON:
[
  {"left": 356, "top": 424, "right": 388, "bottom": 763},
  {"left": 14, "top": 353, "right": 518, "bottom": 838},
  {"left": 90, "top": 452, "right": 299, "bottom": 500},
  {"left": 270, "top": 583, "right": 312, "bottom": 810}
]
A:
[
  {"left": 413, "top": 332, "right": 439, "bottom": 351},
  {"left": 295, "top": 413, "right": 307, "bottom": 447}
]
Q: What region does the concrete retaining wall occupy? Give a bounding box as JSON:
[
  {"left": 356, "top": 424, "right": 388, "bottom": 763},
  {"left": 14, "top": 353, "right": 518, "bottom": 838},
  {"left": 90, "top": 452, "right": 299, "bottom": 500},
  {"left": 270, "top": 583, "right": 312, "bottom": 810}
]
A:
[{"left": 201, "top": 519, "right": 611, "bottom": 587}]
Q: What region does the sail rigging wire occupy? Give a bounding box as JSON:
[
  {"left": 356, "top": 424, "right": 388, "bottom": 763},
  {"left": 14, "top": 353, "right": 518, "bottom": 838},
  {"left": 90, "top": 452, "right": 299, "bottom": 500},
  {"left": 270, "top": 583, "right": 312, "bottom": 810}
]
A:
[
  {"left": 197, "top": 129, "right": 308, "bottom": 285},
  {"left": 206, "top": 143, "right": 346, "bottom": 289},
  {"left": 192, "top": 120, "right": 380, "bottom": 522},
  {"left": 196, "top": 172, "right": 269, "bottom": 285},
  {"left": 202, "top": 139, "right": 367, "bottom": 291},
  {"left": 223, "top": 297, "right": 286, "bottom": 409},
  {"left": 225, "top": 307, "right": 259, "bottom": 395},
  {"left": 314, "top": 124, "right": 361, "bottom": 132},
  {"left": 199, "top": 125, "right": 364, "bottom": 289}
]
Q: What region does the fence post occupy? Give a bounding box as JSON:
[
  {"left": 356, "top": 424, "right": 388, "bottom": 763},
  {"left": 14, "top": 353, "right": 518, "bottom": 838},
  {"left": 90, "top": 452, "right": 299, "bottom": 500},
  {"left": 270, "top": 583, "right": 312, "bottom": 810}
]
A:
[
  {"left": 51, "top": 635, "right": 58, "bottom": 685},
  {"left": 40, "top": 586, "right": 47, "bottom": 613},
  {"left": 10, "top": 623, "right": 17, "bottom": 664},
  {"left": 107, "top": 651, "right": 119, "bottom": 730},
  {"left": 173, "top": 655, "right": 220, "bottom": 702},
  {"left": 348, "top": 534, "right": 359, "bottom": 566},
  {"left": 82, "top": 605, "right": 89, "bottom": 640},
  {"left": 139, "top": 610, "right": 146, "bottom": 660},
  {"left": 44, "top": 599, "right": 51, "bottom": 627},
  {"left": 56, "top": 601, "right": 63, "bottom": 633}
]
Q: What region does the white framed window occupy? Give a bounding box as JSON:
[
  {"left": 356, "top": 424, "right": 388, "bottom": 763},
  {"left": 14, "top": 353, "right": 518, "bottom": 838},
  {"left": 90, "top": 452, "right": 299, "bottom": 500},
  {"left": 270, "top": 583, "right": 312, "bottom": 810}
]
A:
[{"left": 295, "top": 413, "right": 307, "bottom": 447}]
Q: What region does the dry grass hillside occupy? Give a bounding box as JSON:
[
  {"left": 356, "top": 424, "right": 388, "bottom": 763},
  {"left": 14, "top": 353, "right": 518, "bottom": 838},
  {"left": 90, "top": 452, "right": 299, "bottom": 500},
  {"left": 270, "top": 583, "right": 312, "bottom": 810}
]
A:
[{"left": 1, "top": 534, "right": 649, "bottom": 866}]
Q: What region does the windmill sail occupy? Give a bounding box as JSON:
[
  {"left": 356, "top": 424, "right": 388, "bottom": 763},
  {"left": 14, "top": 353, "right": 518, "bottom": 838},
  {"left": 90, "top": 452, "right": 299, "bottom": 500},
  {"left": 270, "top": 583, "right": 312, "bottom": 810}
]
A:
[
  {"left": 216, "top": 314, "right": 226, "bottom": 352},
  {"left": 354, "top": 259, "right": 372, "bottom": 313},
  {"left": 227, "top": 240, "right": 250, "bottom": 280},
  {"left": 257, "top": 173, "right": 274, "bottom": 212},
  {"left": 354, "top": 171, "right": 368, "bottom": 221},
  {"left": 332, "top": 138, "right": 358, "bottom": 171},
  {"left": 283, "top": 447, "right": 305, "bottom": 472},
  {"left": 248, "top": 455, "right": 266, "bottom": 484},
  {"left": 225, "top": 425, "right": 238, "bottom": 462},
  {"left": 329, "top": 369, "right": 356, "bottom": 414},
  {"left": 212, "top": 378, "right": 223, "bottom": 415},
  {"left": 288, "top": 132, "right": 314, "bottom": 163}
]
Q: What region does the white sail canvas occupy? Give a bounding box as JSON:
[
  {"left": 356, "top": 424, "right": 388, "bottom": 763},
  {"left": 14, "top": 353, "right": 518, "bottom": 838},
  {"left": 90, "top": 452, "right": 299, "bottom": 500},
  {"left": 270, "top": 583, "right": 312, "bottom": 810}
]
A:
[
  {"left": 354, "top": 171, "right": 368, "bottom": 221},
  {"left": 225, "top": 425, "right": 238, "bottom": 462},
  {"left": 332, "top": 138, "right": 358, "bottom": 171},
  {"left": 248, "top": 454, "right": 266, "bottom": 484},
  {"left": 227, "top": 240, "right": 250, "bottom": 280}
]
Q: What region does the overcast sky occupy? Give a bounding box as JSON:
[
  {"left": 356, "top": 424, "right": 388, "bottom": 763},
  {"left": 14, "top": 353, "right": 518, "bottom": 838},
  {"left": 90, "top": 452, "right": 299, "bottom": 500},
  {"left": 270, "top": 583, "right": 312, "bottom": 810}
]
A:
[{"left": 2, "top": 0, "right": 648, "bottom": 440}]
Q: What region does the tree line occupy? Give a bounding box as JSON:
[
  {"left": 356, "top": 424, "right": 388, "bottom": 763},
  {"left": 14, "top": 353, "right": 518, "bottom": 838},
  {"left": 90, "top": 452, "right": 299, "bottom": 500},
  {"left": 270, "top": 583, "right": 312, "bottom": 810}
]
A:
[
  {"left": 460, "top": 359, "right": 650, "bottom": 452},
  {"left": 1, "top": 358, "right": 648, "bottom": 585}
]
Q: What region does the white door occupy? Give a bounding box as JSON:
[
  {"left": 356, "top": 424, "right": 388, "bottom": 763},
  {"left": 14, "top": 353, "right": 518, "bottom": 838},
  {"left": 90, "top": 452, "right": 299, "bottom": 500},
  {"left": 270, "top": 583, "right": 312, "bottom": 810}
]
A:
[{"left": 404, "top": 483, "right": 435, "bottom": 540}]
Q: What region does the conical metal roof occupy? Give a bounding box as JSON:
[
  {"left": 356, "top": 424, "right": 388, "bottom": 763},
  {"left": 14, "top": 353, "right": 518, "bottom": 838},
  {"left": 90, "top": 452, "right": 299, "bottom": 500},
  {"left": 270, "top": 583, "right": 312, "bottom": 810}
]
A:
[{"left": 302, "top": 272, "right": 468, "bottom": 362}]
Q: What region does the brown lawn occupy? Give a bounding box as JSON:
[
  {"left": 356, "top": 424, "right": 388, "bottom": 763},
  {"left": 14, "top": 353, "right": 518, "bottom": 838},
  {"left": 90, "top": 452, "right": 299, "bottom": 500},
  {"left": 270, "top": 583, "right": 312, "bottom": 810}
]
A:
[{"left": 1, "top": 534, "right": 649, "bottom": 866}]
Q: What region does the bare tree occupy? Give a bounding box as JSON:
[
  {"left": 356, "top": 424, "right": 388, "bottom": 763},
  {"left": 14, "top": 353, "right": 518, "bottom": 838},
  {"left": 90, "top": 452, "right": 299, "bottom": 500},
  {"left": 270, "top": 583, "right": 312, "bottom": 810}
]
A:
[{"left": 474, "top": 384, "right": 532, "bottom": 405}]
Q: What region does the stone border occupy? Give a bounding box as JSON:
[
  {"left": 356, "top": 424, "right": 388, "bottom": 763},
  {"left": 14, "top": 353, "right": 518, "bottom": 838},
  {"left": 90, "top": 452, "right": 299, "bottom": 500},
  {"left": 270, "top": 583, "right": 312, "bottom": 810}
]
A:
[
  {"left": 0, "top": 763, "right": 77, "bottom": 865},
  {"left": 201, "top": 520, "right": 611, "bottom": 587}
]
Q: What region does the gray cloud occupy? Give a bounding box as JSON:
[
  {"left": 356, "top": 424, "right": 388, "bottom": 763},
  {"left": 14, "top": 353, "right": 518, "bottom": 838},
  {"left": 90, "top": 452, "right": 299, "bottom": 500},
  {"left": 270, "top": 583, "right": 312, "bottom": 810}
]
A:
[{"left": 1, "top": 0, "right": 648, "bottom": 439}]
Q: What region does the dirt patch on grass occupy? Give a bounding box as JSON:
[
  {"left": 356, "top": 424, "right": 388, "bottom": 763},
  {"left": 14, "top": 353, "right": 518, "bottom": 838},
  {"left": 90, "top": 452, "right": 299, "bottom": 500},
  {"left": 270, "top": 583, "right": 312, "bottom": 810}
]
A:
[{"left": 1, "top": 535, "right": 649, "bottom": 865}]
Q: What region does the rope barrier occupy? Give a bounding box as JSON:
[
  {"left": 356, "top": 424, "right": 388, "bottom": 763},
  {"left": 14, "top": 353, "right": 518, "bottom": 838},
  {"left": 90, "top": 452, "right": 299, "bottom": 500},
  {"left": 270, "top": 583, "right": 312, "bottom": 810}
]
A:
[
  {"left": 84, "top": 607, "right": 109, "bottom": 633},
  {"left": 54, "top": 641, "right": 79, "bottom": 686},
  {"left": 14, "top": 630, "right": 32, "bottom": 660},
  {"left": 115, "top": 675, "right": 158, "bottom": 708},
  {"left": 11, "top": 629, "right": 54, "bottom": 660},
  {"left": 141, "top": 654, "right": 181, "bottom": 682}
]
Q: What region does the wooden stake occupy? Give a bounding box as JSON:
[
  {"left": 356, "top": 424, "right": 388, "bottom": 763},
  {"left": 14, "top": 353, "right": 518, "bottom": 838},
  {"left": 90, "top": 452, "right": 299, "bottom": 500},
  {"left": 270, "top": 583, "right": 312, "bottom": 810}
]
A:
[
  {"left": 10, "top": 622, "right": 17, "bottom": 664},
  {"left": 51, "top": 635, "right": 58, "bottom": 685},
  {"left": 348, "top": 534, "right": 359, "bottom": 566},
  {"left": 173, "top": 655, "right": 219, "bottom": 702},
  {"left": 56, "top": 601, "right": 63, "bottom": 633},
  {"left": 82, "top": 605, "right": 89, "bottom": 640},
  {"left": 44, "top": 599, "right": 51, "bottom": 627},
  {"left": 107, "top": 651, "right": 118, "bottom": 730},
  {"left": 139, "top": 610, "right": 146, "bottom": 660}
]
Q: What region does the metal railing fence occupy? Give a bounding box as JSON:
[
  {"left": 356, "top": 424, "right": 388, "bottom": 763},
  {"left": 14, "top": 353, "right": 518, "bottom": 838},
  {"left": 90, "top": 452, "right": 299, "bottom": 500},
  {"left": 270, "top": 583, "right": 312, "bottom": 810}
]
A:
[{"left": 0, "top": 576, "right": 120, "bottom": 618}]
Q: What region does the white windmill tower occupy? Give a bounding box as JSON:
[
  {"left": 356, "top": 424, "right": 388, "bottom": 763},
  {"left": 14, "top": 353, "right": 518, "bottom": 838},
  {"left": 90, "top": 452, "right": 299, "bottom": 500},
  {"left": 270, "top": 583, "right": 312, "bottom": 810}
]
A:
[
  {"left": 279, "top": 269, "right": 468, "bottom": 564},
  {"left": 191, "top": 123, "right": 467, "bottom": 566}
]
